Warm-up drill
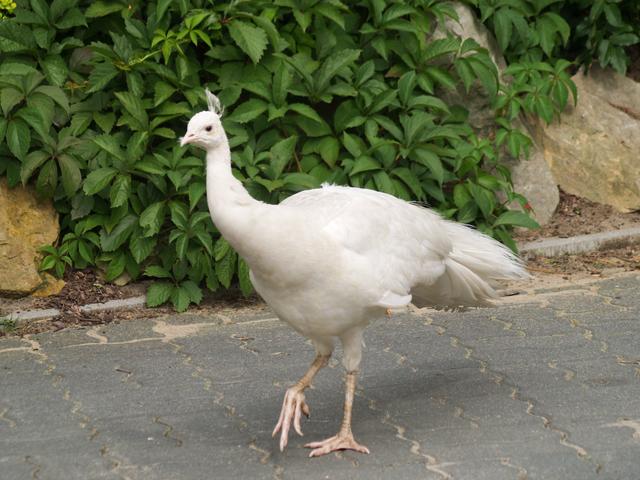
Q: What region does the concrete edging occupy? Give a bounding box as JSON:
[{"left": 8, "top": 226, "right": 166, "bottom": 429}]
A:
[
  {"left": 4, "top": 227, "right": 640, "bottom": 325},
  {"left": 519, "top": 226, "right": 640, "bottom": 258},
  {"left": 6, "top": 295, "right": 146, "bottom": 325}
]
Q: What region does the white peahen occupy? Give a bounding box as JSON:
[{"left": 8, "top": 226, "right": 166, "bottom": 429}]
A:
[{"left": 181, "top": 91, "right": 528, "bottom": 457}]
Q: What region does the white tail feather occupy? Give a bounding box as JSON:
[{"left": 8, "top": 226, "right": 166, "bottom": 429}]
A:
[{"left": 412, "top": 221, "right": 528, "bottom": 310}]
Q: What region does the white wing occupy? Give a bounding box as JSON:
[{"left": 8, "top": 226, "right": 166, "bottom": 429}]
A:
[{"left": 282, "top": 184, "right": 527, "bottom": 310}]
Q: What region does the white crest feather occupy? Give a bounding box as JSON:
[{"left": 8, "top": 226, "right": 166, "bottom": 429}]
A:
[{"left": 205, "top": 89, "right": 224, "bottom": 116}]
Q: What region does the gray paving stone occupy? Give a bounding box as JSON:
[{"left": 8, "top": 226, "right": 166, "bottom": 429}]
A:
[{"left": 1, "top": 273, "right": 639, "bottom": 479}]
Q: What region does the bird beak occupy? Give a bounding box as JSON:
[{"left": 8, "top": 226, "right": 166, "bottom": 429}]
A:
[{"left": 180, "top": 133, "right": 195, "bottom": 147}]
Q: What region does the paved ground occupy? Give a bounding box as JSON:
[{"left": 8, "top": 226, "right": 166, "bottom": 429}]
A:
[{"left": 1, "top": 273, "right": 639, "bottom": 480}]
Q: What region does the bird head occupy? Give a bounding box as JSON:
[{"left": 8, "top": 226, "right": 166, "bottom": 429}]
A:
[{"left": 180, "top": 90, "right": 225, "bottom": 149}]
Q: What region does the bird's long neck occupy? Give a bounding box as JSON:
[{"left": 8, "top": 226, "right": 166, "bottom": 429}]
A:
[{"left": 205, "top": 138, "right": 262, "bottom": 256}]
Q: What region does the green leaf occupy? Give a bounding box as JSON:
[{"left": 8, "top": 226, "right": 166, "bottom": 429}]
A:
[
  {"left": 85, "top": 1, "right": 124, "bottom": 18},
  {"left": 238, "top": 257, "right": 253, "bottom": 296},
  {"left": 283, "top": 172, "right": 320, "bottom": 189},
  {"left": 1, "top": 88, "right": 23, "bottom": 116},
  {"left": 373, "top": 171, "right": 395, "bottom": 195},
  {"left": 100, "top": 215, "right": 138, "bottom": 252},
  {"left": 269, "top": 136, "right": 297, "bottom": 179},
  {"left": 453, "top": 184, "right": 471, "bottom": 209},
  {"left": 227, "top": 20, "right": 268, "bottom": 64},
  {"left": 214, "top": 238, "right": 230, "bottom": 261},
  {"left": 315, "top": 3, "right": 346, "bottom": 29},
  {"left": 494, "top": 210, "right": 540, "bottom": 229},
  {"left": 414, "top": 148, "right": 444, "bottom": 184},
  {"left": 16, "top": 106, "right": 50, "bottom": 140},
  {"left": 83, "top": 167, "right": 118, "bottom": 195},
  {"left": 40, "top": 55, "right": 69, "bottom": 87},
  {"left": 130, "top": 235, "right": 156, "bottom": 263},
  {"left": 318, "top": 137, "right": 340, "bottom": 167},
  {"left": 226, "top": 99, "right": 268, "bottom": 123},
  {"left": 145, "top": 265, "right": 172, "bottom": 279},
  {"left": 139, "top": 201, "right": 166, "bottom": 237},
  {"left": 58, "top": 154, "right": 82, "bottom": 197},
  {"left": 315, "top": 49, "right": 361, "bottom": 94},
  {"left": 146, "top": 282, "right": 173, "bottom": 307},
  {"left": 188, "top": 181, "right": 206, "bottom": 211},
  {"left": 114, "top": 91, "right": 148, "bottom": 130},
  {"left": 110, "top": 174, "right": 131, "bottom": 208},
  {"left": 20, "top": 151, "right": 49, "bottom": 184},
  {"left": 392, "top": 167, "right": 423, "bottom": 199},
  {"left": 88, "top": 62, "right": 119, "bottom": 93},
  {"left": 156, "top": 0, "right": 173, "bottom": 21},
  {"left": 171, "top": 285, "right": 191, "bottom": 312},
  {"left": 35, "top": 85, "right": 70, "bottom": 114},
  {"left": 55, "top": 7, "right": 86, "bottom": 29},
  {"left": 457, "top": 201, "right": 478, "bottom": 224},
  {"left": 215, "top": 250, "right": 236, "bottom": 289},
  {"left": 6, "top": 119, "right": 31, "bottom": 161},
  {"left": 105, "top": 253, "right": 126, "bottom": 281},
  {"left": 493, "top": 8, "right": 513, "bottom": 52},
  {"left": 36, "top": 159, "right": 58, "bottom": 197},
  {"left": 398, "top": 71, "right": 416, "bottom": 105},
  {"left": 288, "top": 103, "right": 325, "bottom": 124},
  {"left": 342, "top": 132, "right": 364, "bottom": 157},
  {"left": 350, "top": 156, "right": 381, "bottom": 175},
  {"left": 92, "top": 134, "right": 125, "bottom": 161},
  {"left": 466, "top": 57, "right": 498, "bottom": 97},
  {"left": 180, "top": 280, "right": 203, "bottom": 305},
  {"left": 93, "top": 112, "right": 116, "bottom": 133}
]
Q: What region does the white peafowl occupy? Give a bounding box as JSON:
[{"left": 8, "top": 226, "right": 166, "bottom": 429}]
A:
[{"left": 181, "top": 90, "right": 529, "bottom": 458}]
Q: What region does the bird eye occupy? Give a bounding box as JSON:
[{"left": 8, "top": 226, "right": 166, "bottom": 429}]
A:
[{"left": 205, "top": 125, "right": 212, "bottom": 132}]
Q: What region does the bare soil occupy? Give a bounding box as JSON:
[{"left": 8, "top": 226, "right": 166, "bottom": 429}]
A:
[
  {"left": 515, "top": 190, "right": 640, "bottom": 243},
  {"left": 515, "top": 190, "right": 640, "bottom": 276}
]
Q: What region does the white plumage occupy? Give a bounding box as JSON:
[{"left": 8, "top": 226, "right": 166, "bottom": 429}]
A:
[{"left": 181, "top": 91, "right": 528, "bottom": 457}]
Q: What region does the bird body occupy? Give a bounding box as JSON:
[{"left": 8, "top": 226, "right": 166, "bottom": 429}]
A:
[{"left": 182, "top": 91, "right": 528, "bottom": 457}]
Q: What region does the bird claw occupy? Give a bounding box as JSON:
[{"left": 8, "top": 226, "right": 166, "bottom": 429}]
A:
[
  {"left": 305, "top": 432, "right": 370, "bottom": 457},
  {"left": 272, "top": 386, "right": 310, "bottom": 451}
]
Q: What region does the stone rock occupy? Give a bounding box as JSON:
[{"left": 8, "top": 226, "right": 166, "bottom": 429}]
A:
[
  {"left": 535, "top": 67, "right": 640, "bottom": 212},
  {"left": 505, "top": 140, "right": 560, "bottom": 224},
  {"left": 435, "top": 2, "right": 560, "bottom": 224},
  {"left": 31, "top": 273, "right": 66, "bottom": 298},
  {"left": 0, "top": 178, "right": 59, "bottom": 296}
]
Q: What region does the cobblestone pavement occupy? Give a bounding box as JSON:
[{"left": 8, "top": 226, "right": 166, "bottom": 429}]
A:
[{"left": 1, "top": 273, "right": 639, "bottom": 480}]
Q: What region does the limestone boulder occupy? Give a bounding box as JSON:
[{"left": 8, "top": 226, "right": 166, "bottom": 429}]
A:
[
  {"left": 535, "top": 67, "right": 640, "bottom": 212},
  {"left": 435, "top": 3, "right": 559, "bottom": 225},
  {"left": 0, "top": 178, "right": 60, "bottom": 296}
]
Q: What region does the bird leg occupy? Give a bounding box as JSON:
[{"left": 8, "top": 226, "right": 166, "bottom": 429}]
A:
[
  {"left": 305, "top": 371, "right": 370, "bottom": 457},
  {"left": 272, "top": 354, "right": 329, "bottom": 451}
]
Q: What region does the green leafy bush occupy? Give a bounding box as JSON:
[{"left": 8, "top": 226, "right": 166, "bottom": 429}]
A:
[
  {"left": 1, "top": 0, "right": 548, "bottom": 311},
  {"left": 568, "top": 0, "right": 640, "bottom": 74},
  {"left": 470, "top": 0, "right": 640, "bottom": 75},
  {"left": 0, "top": 0, "right": 16, "bottom": 18}
]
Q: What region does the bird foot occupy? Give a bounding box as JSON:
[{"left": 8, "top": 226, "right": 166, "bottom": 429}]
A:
[
  {"left": 272, "top": 386, "right": 310, "bottom": 451},
  {"left": 305, "top": 432, "right": 370, "bottom": 457}
]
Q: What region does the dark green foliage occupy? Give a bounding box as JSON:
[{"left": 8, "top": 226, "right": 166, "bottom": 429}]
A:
[
  {"left": 470, "top": 0, "right": 640, "bottom": 75},
  {"left": 0, "top": 0, "right": 548, "bottom": 312}
]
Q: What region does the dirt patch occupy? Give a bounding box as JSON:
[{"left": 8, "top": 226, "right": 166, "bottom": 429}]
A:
[
  {"left": 525, "top": 245, "right": 640, "bottom": 276},
  {"left": 515, "top": 189, "right": 640, "bottom": 243},
  {"left": 1, "top": 268, "right": 262, "bottom": 337},
  {"left": 515, "top": 189, "right": 640, "bottom": 276}
]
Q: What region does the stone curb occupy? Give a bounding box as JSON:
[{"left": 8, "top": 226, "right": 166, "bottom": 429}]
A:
[
  {"left": 519, "top": 226, "right": 640, "bottom": 258},
  {"left": 5, "top": 296, "right": 147, "bottom": 325},
  {"left": 4, "top": 227, "right": 640, "bottom": 325}
]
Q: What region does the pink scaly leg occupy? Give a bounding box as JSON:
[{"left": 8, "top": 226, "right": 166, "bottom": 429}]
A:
[
  {"left": 305, "top": 371, "right": 370, "bottom": 457},
  {"left": 272, "top": 354, "right": 330, "bottom": 451}
]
